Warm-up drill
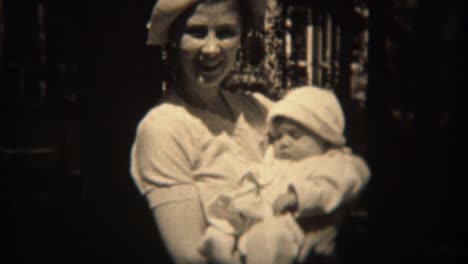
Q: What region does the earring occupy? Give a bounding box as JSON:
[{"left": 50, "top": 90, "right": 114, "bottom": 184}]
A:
[
  {"left": 236, "top": 48, "right": 243, "bottom": 70},
  {"left": 160, "top": 47, "right": 177, "bottom": 94}
]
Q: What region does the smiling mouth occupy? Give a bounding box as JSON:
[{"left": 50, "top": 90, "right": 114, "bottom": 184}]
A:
[{"left": 198, "top": 60, "right": 223, "bottom": 75}]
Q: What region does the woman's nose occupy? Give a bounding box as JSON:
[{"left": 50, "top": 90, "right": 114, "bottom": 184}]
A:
[{"left": 201, "top": 31, "right": 221, "bottom": 57}]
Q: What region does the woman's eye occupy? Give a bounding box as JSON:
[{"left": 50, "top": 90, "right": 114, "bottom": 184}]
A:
[
  {"left": 217, "top": 28, "right": 238, "bottom": 39},
  {"left": 186, "top": 26, "right": 207, "bottom": 38}
]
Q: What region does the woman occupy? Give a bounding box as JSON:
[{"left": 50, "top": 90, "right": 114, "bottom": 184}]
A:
[{"left": 131, "top": 0, "right": 367, "bottom": 263}]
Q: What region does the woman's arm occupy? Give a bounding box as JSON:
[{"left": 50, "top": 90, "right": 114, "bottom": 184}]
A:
[
  {"left": 153, "top": 199, "right": 208, "bottom": 264},
  {"left": 154, "top": 198, "right": 243, "bottom": 264},
  {"left": 132, "top": 111, "right": 211, "bottom": 263}
]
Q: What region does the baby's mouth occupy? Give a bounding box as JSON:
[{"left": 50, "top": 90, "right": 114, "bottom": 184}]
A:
[{"left": 276, "top": 152, "right": 291, "bottom": 160}]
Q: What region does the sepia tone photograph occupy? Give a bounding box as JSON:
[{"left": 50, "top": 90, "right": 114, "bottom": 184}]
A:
[{"left": 3, "top": 0, "right": 466, "bottom": 263}]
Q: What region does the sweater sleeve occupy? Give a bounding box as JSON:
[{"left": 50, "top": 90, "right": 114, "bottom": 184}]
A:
[
  {"left": 288, "top": 150, "right": 371, "bottom": 218},
  {"left": 131, "top": 109, "right": 199, "bottom": 209}
]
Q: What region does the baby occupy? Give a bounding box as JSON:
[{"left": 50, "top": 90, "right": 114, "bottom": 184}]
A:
[{"left": 199, "top": 86, "right": 370, "bottom": 264}]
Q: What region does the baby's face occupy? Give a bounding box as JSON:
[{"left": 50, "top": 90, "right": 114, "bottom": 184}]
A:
[{"left": 270, "top": 118, "right": 327, "bottom": 161}]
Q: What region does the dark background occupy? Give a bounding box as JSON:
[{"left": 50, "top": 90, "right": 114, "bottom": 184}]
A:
[{"left": 3, "top": 0, "right": 467, "bottom": 263}]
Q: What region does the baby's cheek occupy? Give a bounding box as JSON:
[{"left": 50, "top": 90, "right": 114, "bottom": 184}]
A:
[
  {"left": 297, "top": 144, "right": 321, "bottom": 158},
  {"left": 272, "top": 142, "right": 280, "bottom": 151}
]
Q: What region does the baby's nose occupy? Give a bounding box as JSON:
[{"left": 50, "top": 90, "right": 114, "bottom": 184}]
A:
[{"left": 277, "top": 136, "right": 291, "bottom": 148}]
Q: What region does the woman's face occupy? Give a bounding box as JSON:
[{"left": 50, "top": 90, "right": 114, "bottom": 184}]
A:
[{"left": 176, "top": 0, "right": 242, "bottom": 89}]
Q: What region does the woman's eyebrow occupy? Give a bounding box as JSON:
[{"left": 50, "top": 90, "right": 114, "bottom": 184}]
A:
[
  {"left": 186, "top": 21, "right": 206, "bottom": 27},
  {"left": 186, "top": 16, "right": 208, "bottom": 26},
  {"left": 187, "top": 22, "right": 238, "bottom": 28},
  {"left": 217, "top": 22, "right": 239, "bottom": 29},
  {"left": 218, "top": 19, "right": 239, "bottom": 27}
]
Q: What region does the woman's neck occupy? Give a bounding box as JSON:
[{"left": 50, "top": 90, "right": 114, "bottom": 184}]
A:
[
  {"left": 174, "top": 78, "right": 235, "bottom": 121},
  {"left": 174, "top": 77, "right": 220, "bottom": 105}
]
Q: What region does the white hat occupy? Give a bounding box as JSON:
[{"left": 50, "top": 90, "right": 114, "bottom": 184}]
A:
[
  {"left": 267, "top": 86, "right": 346, "bottom": 146},
  {"left": 146, "top": 0, "right": 267, "bottom": 46}
]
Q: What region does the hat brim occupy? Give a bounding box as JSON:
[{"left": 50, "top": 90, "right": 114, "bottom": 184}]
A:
[{"left": 146, "top": 0, "right": 267, "bottom": 46}]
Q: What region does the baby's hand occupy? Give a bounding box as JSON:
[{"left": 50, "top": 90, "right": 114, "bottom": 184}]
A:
[{"left": 273, "top": 190, "right": 298, "bottom": 215}]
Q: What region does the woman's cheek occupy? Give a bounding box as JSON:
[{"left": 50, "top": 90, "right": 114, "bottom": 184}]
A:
[
  {"left": 179, "top": 35, "right": 203, "bottom": 54},
  {"left": 220, "top": 37, "right": 241, "bottom": 51},
  {"left": 221, "top": 38, "right": 240, "bottom": 65}
]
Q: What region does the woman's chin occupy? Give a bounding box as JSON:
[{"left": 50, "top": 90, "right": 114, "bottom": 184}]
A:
[{"left": 196, "top": 72, "right": 228, "bottom": 87}]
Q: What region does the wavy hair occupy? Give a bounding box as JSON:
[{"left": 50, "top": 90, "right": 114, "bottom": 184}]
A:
[{"left": 158, "top": 0, "right": 267, "bottom": 94}]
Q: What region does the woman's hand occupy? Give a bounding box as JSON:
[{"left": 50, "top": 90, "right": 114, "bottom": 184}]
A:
[{"left": 273, "top": 190, "right": 298, "bottom": 215}]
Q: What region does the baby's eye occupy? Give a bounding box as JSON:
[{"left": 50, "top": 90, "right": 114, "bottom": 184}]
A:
[
  {"left": 289, "top": 130, "right": 302, "bottom": 140},
  {"left": 267, "top": 133, "right": 276, "bottom": 144},
  {"left": 186, "top": 26, "right": 207, "bottom": 38},
  {"left": 268, "top": 133, "right": 282, "bottom": 143}
]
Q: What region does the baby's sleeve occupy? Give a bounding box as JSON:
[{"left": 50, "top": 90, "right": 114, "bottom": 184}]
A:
[
  {"left": 288, "top": 150, "right": 371, "bottom": 218},
  {"left": 131, "top": 112, "right": 198, "bottom": 209}
]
